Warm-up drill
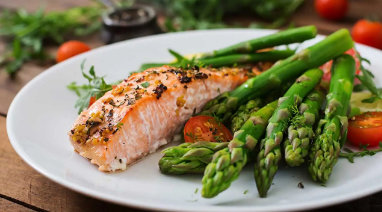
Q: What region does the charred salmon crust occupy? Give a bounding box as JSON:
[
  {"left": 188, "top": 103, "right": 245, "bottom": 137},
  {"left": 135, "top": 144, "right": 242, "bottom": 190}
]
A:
[{"left": 69, "top": 65, "right": 258, "bottom": 171}]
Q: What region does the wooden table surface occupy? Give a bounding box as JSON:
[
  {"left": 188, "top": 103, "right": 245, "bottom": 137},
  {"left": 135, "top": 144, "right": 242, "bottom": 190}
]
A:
[{"left": 1, "top": 0, "right": 382, "bottom": 211}]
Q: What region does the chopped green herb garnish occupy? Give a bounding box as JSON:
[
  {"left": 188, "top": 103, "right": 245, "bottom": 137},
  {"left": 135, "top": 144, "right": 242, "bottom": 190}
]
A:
[
  {"left": 141, "top": 82, "right": 150, "bottom": 88},
  {"left": 194, "top": 188, "right": 199, "bottom": 194},
  {"left": 116, "top": 122, "right": 124, "bottom": 129}
]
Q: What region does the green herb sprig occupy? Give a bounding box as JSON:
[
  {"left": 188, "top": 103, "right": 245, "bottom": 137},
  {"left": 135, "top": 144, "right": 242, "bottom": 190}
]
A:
[
  {"left": 67, "top": 61, "right": 118, "bottom": 114},
  {"left": 354, "top": 55, "right": 382, "bottom": 103},
  {"left": 340, "top": 143, "right": 382, "bottom": 163}
]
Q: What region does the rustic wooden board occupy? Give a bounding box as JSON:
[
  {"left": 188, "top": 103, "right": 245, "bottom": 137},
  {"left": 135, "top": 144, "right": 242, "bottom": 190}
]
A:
[{"left": 0, "top": 198, "right": 35, "bottom": 212}]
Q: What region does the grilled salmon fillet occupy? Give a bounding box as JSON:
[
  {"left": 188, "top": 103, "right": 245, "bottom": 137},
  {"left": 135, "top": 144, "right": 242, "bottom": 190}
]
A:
[{"left": 69, "top": 65, "right": 265, "bottom": 171}]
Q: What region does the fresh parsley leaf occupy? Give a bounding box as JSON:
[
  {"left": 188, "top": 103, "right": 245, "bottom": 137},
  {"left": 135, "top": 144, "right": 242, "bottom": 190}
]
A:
[{"left": 67, "top": 61, "right": 117, "bottom": 114}]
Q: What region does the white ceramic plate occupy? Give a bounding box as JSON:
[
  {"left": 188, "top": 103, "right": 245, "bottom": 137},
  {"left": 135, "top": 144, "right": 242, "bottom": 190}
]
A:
[{"left": 7, "top": 29, "right": 382, "bottom": 212}]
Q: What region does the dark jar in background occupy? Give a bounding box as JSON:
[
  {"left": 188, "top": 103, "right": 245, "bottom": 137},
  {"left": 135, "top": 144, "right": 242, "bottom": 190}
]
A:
[{"left": 101, "top": 5, "right": 162, "bottom": 44}]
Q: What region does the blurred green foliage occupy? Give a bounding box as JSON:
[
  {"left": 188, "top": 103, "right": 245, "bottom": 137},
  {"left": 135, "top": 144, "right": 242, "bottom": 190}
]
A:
[
  {"left": 143, "top": 0, "right": 304, "bottom": 31},
  {"left": 0, "top": 5, "right": 103, "bottom": 75}
]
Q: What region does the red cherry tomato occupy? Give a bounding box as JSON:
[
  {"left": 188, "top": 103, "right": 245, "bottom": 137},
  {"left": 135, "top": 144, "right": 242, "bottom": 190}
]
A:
[
  {"left": 88, "top": 96, "right": 96, "bottom": 108},
  {"left": 314, "top": 0, "right": 348, "bottom": 20},
  {"left": 352, "top": 19, "right": 382, "bottom": 50},
  {"left": 184, "top": 115, "right": 232, "bottom": 143},
  {"left": 56, "top": 40, "right": 91, "bottom": 63},
  {"left": 347, "top": 112, "right": 382, "bottom": 147}
]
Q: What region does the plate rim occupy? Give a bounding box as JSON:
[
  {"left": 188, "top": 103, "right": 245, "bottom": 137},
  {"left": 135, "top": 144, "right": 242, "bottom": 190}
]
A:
[{"left": 6, "top": 28, "right": 382, "bottom": 212}]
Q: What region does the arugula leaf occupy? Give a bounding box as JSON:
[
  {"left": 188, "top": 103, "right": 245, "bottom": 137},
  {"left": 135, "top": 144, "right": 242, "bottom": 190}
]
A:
[{"left": 67, "top": 61, "right": 117, "bottom": 114}]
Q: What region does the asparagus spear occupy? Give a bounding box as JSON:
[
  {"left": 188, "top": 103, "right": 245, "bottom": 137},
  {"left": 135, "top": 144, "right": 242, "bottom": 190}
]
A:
[
  {"left": 158, "top": 85, "right": 292, "bottom": 176},
  {"left": 200, "top": 26, "right": 317, "bottom": 58},
  {"left": 230, "top": 81, "right": 293, "bottom": 132},
  {"left": 254, "top": 68, "right": 323, "bottom": 197},
  {"left": 308, "top": 54, "right": 356, "bottom": 183},
  {"left": 201, "top": 100, "right": 278, "bottom": 198},
  {"left": 284, "top": 89, "right": 325, "bottom": 167},
  {"left": 139, "top": 50, "right": 294, "bottom": 71},
  {"left": 200, "top": 29, "right": 354, "bottom": 123},
  {"left": 198, "top": 50, "right": 295, "bottom": 67},
  {"left": 231, "top": 98, "right": 263, "bottom": 132},
  {"left": 140, "top": 26, "right": 316, "bottom": 70},
  {"left": 159, "top": 141, "right": 228, "bottom": 175}
]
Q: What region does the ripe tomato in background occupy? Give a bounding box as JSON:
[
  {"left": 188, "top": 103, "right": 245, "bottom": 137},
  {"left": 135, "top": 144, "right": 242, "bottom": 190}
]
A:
[
  {"left": 347, "top": 112, "right": 382, "bottom": 147},
  {"left": 56, "top": 40, "right": 91, "bottom": 62},
  {"left": 314, "top": 0, "right": 348, "bottom": 20},
  {"left": 352, "top": 19, "right": 382, "bottom": 50},
  {"left": 184, "top": 115, "right": 232, "bottom": 143}
]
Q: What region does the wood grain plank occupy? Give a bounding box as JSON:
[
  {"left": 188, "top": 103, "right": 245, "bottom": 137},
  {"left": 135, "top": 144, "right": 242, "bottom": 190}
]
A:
[
  {"left": 0, "top": 116, "right": 144, "bottom": 212},
  {"left": 0, "top": 198, "right": 35, "bottom": 212}
]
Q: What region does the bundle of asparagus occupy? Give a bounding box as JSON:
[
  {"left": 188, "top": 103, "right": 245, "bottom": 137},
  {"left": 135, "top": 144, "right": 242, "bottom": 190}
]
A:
[
  {"left": 254, "top": 68, "right": 323, "bottom": 197},
  {"left": 200, "top": 28, "right": 353, "bottom": 123},
  {"left": 202, "top": 101, "right": 277, "bottom": 198},
  {"left": 157, "top": 27, "right": 358, "bottom": 199}
]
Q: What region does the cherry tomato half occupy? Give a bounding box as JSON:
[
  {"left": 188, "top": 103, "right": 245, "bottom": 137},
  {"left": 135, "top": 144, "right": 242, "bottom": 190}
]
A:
[
  {"left": 184, "top": 115, "right": 232, "bottom": 143},
  {"left": 88, "top": 96, "right": 97, "bottom": 108},
  {"left": 352, "top": 19, "right": 382, "bottom": 50},
  {"left": 347, "top": 112, "right": 382, "bottom": 147},
  {"left": 56, "top": 40, "right": 91, "bottom": 63},
  {"left": 314, "top": 0, "right": 348, "bottom": 20}
]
